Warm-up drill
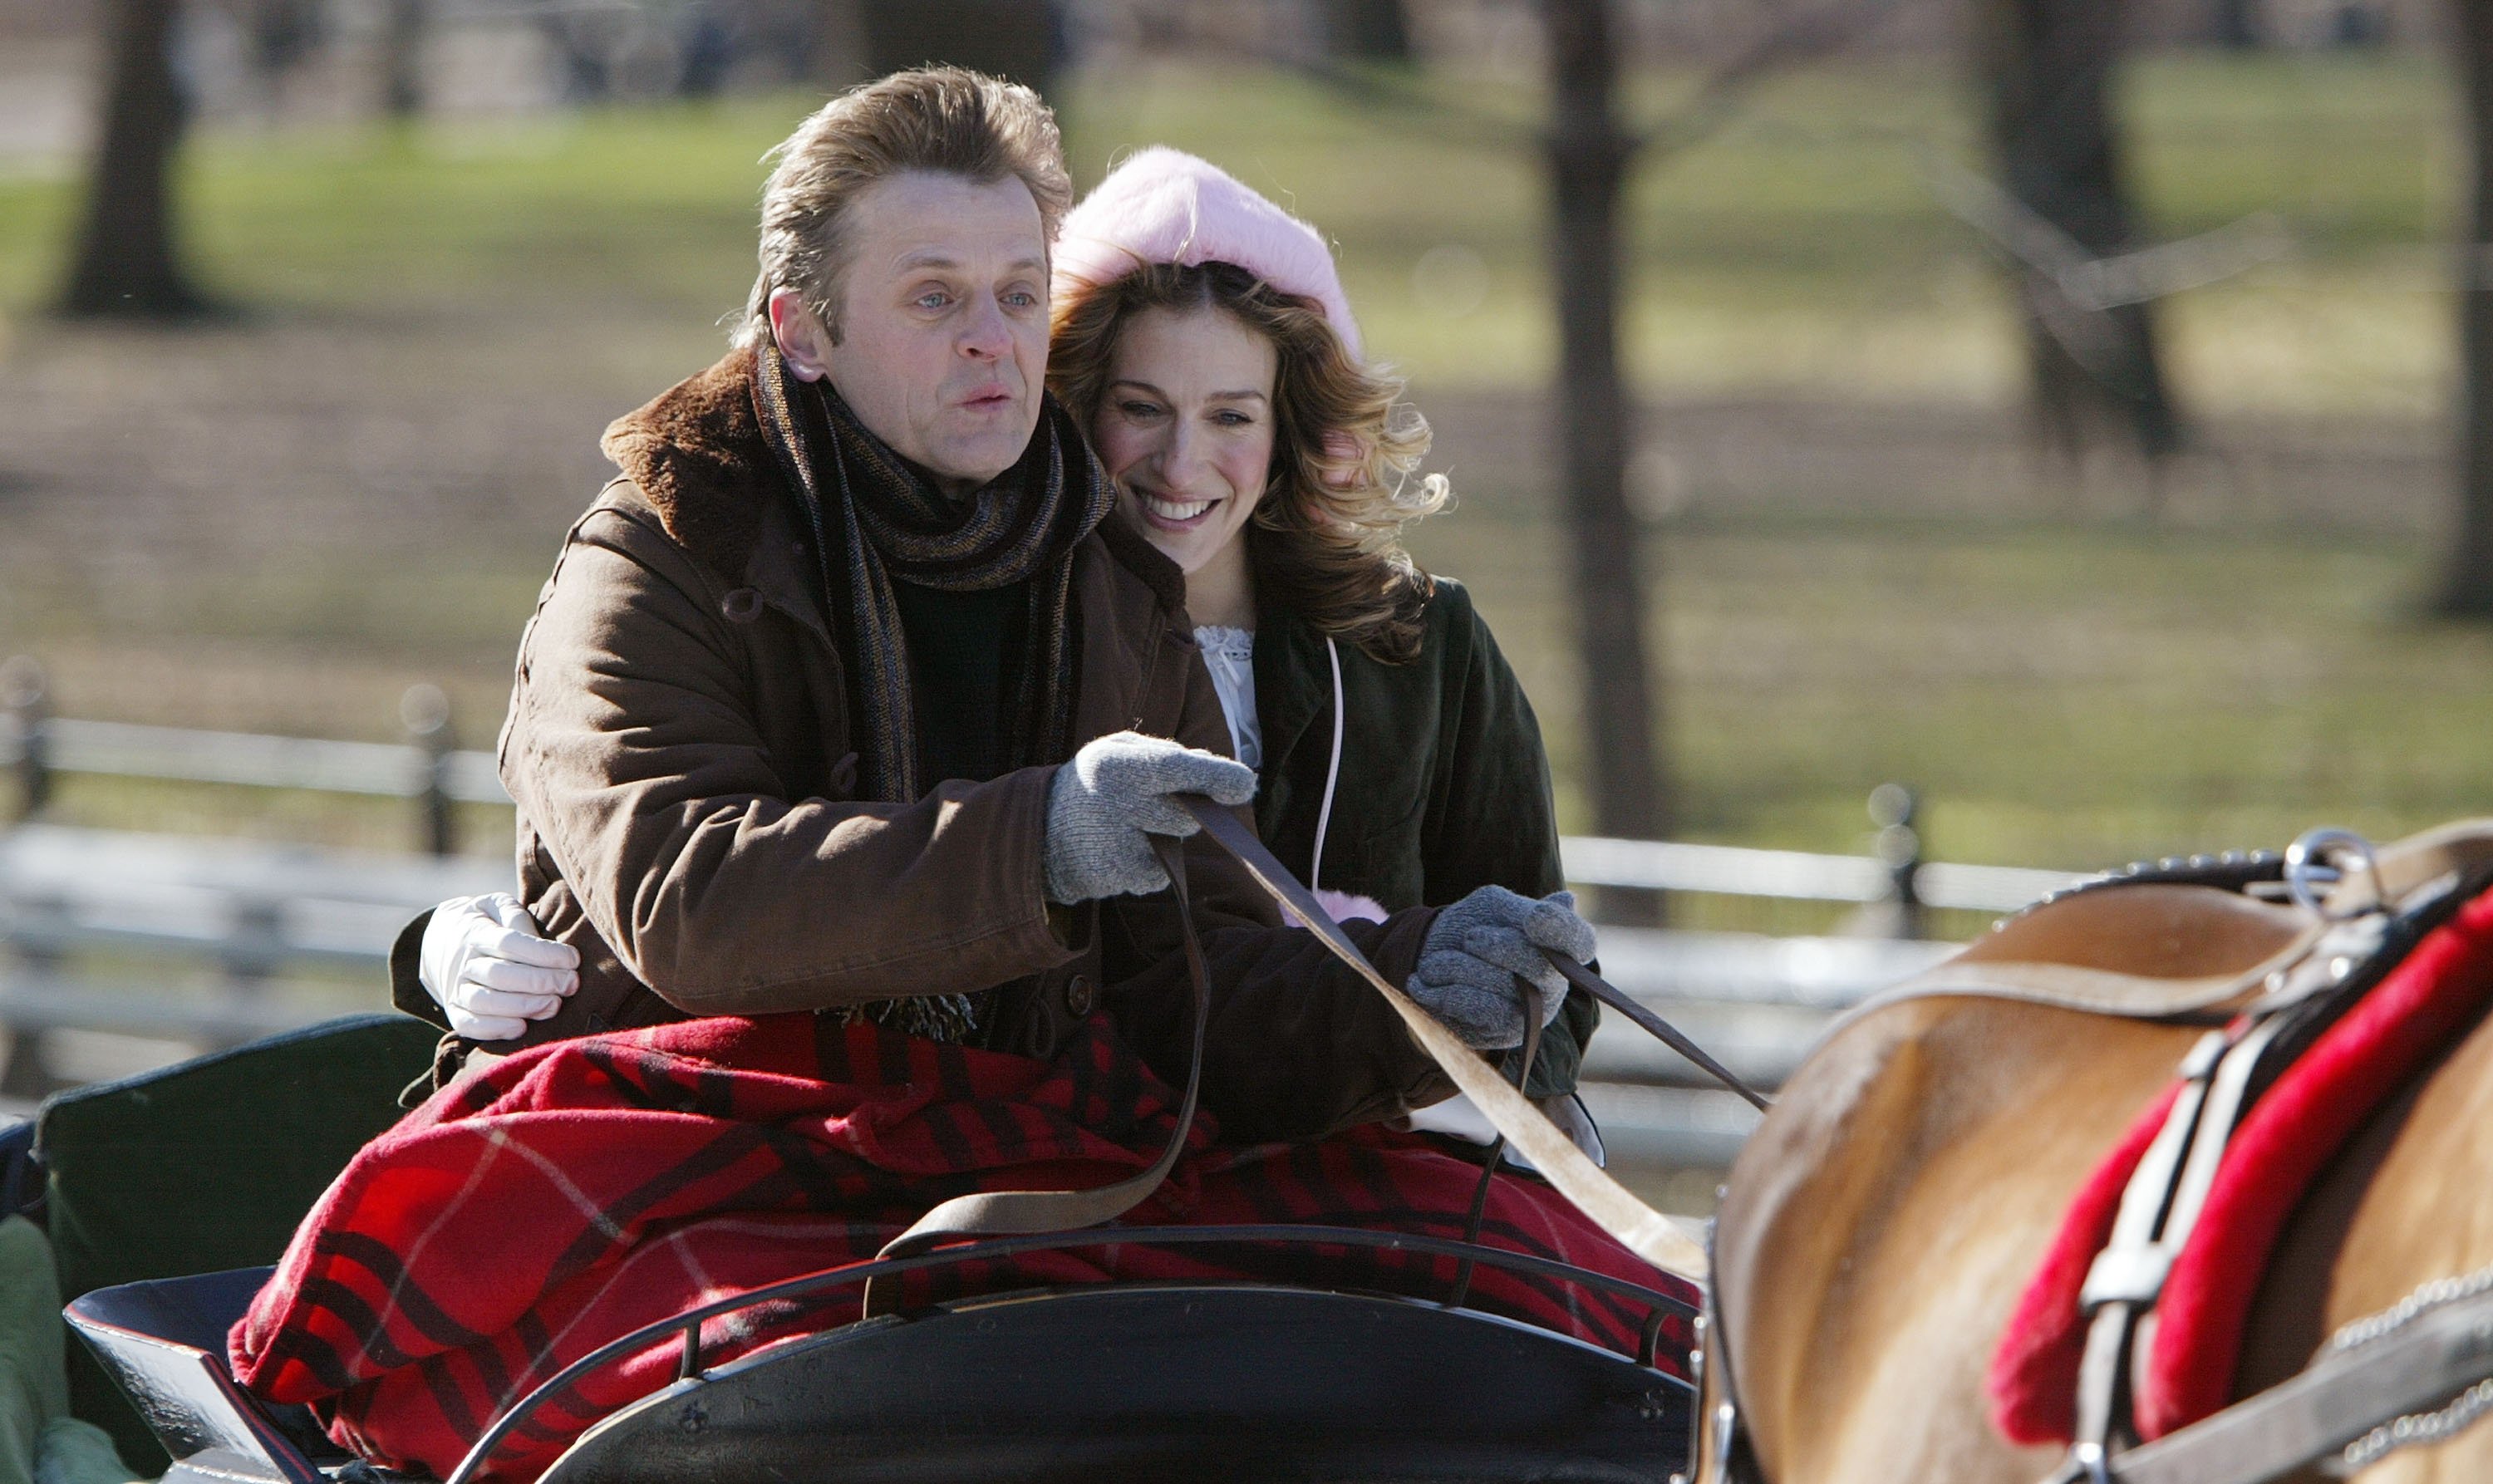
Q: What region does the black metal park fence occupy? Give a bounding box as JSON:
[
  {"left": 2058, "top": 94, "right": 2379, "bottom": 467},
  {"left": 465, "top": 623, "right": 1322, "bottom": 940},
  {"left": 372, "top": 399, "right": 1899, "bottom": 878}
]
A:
[{"left": 2, "top": 657, "right": 502, "bottom": 857}]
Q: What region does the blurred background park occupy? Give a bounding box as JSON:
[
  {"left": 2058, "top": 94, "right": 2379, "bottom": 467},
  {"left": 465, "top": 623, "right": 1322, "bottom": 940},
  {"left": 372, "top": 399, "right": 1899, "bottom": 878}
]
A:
[{"left": 2, "top": 0, "right": 2492, "bottom": 1192}]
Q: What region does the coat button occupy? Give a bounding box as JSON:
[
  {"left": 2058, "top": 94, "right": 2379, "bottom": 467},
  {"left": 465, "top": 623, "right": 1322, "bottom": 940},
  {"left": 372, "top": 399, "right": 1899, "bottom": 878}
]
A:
[
  {"left": 720, "top": 588, "right": 764, "bottom": 623},
  {"left": 1064, "top": 973, "right": 1097, "bottom": 1018}
]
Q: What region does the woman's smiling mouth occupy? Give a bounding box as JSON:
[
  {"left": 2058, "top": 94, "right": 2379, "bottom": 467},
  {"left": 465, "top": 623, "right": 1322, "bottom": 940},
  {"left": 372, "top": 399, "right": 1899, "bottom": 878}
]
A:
[{"left": 1138, "top": 491, "right": 1217, "bottom": 527}]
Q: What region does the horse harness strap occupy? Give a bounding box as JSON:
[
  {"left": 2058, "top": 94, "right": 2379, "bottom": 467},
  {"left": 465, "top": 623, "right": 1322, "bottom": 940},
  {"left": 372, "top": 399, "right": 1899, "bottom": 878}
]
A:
[
  {"left": 1835, "top": 946, "right": 2316, "bottom": 1036},
  {"left": 2091, "top": 1268, "right": 2493, "bottom": 1484},
  {"left": 2041, "top": 860, "right": 2487, "bottom": 1484},
  {"left": 2057, "top": 1014, "right": 2292, "bottom": 1484},
  {"left": 1837, "top": 821, "right": 2493, "bottom": 1043}
]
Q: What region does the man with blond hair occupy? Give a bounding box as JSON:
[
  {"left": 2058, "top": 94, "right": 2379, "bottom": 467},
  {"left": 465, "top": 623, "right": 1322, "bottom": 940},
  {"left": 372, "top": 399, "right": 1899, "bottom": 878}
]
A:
[{"left": 401, "top": 67, "right": 1578, "bottom": 1141}]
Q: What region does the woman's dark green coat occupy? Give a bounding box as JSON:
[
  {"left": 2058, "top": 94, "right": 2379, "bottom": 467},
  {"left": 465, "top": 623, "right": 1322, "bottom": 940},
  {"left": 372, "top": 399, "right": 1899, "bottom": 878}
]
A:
[{"left": 1246, "top": 575, "right": 1597, "bottom": 1097}]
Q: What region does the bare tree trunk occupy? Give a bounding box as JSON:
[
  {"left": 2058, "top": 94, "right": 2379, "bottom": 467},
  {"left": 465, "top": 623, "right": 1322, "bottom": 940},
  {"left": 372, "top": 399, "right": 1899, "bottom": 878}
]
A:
[
  {"left": 243, "top": 0, "right": 324, "bottom": 108},
  {"left": 2213, "top": 0, "right": 2262, "bottom": 47},
  {"left": 378, "top": 0, "right": 429, "bottom": 118},
  {"left": 61, "top": 0, "right": 205, "bottom": 318},
  {"left": 857, "top": 0, "right": 1063, "bottom": 96},
  {"left": 806, "top": 0, "right": 858, "bottom": 81},
  {"left": 2440, "top": 0, "right": 2493, "bottom": 618},
  {"left": 1979, "top": 0, "right": 2181, "bottom": 469},
  {"left": 1320, "top": 0, "right": 1414, "bottom": 61},
  {"left": 1544, "top": 0, "right": 1668, "bottom": 843}
]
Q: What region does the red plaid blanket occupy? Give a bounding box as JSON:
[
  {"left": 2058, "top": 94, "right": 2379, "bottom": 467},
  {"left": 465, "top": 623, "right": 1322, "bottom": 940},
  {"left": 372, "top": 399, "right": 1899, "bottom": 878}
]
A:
[{"left": 231, "top": 1013, "right": 1692, "bottom": 1482}]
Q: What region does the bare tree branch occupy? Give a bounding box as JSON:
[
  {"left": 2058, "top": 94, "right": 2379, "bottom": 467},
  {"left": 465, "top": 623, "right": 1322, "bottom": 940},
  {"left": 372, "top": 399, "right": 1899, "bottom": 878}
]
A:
[
  {"left": 1253, "top": 50, "right": 1541, "bottom": 150},
  {"left": 1915, "top": 148, "right": 2289, "bottom": 312},
  {"left": 1187, "top": 0, "right": 1925, "bottom": 165},
  {"left": 1630, "top": 0, "right": 1920, "bottom": 163},
  {"left": 1915, "top": 144, "right": 2286, "bottom": 391}
]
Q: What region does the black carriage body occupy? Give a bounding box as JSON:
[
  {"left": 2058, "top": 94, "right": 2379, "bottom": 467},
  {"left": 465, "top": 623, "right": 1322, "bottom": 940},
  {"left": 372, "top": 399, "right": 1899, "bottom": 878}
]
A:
[
  {"left": 546, "top": 1282, "right": 1690, "bottom": 1484},
  {"left": 42, "top": 1020, "right": 1698, "bottom": 1483},
  {"left": 71, "top": 1264, "right": 1691, "bottom": 1484}
]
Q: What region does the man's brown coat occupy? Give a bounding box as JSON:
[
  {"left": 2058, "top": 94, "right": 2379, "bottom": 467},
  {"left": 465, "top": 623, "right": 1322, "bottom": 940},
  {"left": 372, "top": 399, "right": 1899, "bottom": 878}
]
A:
[{"left": 404, "top": 351, "right": 1451, "bottom": 1142}]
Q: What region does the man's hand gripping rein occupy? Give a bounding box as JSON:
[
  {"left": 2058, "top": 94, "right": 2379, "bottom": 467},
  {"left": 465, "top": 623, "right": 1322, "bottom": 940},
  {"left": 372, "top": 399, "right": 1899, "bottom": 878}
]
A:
[
  {"left": 1045, "top": 734, "right": 1595, "bottom": 1057},
  {"left": 1041, "top": 731, "right": 1260, "bottom": 904}
]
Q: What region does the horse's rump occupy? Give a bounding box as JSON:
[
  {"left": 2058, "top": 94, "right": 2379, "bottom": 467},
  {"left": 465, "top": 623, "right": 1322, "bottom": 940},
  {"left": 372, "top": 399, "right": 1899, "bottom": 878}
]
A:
[{"left": 1709, "top": 871, "right": 2493, "bottom": 1484}]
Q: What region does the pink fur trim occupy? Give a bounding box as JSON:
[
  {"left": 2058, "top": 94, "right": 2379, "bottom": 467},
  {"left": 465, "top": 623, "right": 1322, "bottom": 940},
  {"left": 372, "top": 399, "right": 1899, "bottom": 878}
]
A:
[
  {"left": 1055, "top": 146, "right": 1363, "bottom": 359},
  {"left": 1312, "top": 888, "right": 1388, "bottom": 924}
]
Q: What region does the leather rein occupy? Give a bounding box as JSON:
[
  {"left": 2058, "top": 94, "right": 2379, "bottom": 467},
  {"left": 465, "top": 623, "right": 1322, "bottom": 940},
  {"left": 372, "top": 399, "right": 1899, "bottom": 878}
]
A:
[{"left": 863, "top": 798, "right": 1755, "bottom": 1315}]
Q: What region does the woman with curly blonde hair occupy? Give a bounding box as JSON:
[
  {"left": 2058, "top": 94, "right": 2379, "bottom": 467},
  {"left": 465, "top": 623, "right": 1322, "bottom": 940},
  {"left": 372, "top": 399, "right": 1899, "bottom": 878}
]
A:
[{"left": 1048, "top": 148, "right": 1600, "bottom": 1149}]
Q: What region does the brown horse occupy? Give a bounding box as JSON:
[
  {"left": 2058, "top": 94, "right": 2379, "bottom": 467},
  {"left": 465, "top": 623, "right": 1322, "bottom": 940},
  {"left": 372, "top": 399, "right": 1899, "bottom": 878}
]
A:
[{"left": 1694, "top": 824, "right": 2493, "bottom": 1484}]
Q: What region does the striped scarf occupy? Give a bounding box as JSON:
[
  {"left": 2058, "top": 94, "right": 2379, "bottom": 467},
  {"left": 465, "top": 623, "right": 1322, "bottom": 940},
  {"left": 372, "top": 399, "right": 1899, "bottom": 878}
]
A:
[{"left": 752, "top": 345, "right": 1112, "bottom": 1040}]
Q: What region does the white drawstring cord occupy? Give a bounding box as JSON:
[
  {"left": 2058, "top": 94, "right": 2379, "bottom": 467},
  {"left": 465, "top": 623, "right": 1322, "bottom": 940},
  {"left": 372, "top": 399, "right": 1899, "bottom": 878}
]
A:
[{"left": 1307, "top": 636, "right": 1345, "bottom": 892}]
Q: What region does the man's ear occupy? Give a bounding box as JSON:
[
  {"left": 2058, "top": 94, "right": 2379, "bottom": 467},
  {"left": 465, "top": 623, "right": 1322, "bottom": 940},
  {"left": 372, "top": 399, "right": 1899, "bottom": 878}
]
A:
[{"left": 768, "top": 289, "right": 835, "bottom": 383}]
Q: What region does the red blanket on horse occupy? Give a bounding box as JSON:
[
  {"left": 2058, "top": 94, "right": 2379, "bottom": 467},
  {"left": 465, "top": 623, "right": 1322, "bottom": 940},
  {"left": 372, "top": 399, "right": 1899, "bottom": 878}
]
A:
[
  {"left": 231, "top": 1013, "right": 1689, "bottom": 1482},
  {"left": 1991, "top": 882, "right": 2493, "bottom": 1446}
]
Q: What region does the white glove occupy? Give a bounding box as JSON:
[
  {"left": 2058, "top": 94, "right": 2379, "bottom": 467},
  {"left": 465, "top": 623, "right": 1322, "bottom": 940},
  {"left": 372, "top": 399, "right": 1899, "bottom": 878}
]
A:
[{"left": 417, "top": 893, "right": 580, "bottom": 1041}]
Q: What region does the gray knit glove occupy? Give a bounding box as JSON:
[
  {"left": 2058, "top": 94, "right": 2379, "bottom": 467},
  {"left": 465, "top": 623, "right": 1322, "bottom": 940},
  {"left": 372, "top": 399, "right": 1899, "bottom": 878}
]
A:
[
  {"left": 1405, "top": 887, "right": 1595, "bottom": 1050},
  {"left": 1043, "top": 731, "right": 1258, "bottom": 905}
]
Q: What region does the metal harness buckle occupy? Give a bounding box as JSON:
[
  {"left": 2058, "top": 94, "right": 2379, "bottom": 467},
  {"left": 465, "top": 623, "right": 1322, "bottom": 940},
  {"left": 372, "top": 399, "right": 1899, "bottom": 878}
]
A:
[
  {"left": 2067, "top": 1439, "right": 2112, "bottom": 1484},
  {"left": 2284, "top": 827, "right": 2382, "bottom": 920},
  {"left": 2079, "top": 1244, "right": 2174, "bottom": 1314}
]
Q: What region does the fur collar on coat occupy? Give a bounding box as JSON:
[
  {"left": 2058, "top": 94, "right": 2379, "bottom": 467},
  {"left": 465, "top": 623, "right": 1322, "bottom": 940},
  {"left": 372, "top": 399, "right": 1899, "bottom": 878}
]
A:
[{"left": 594, "top": 350, "right": 1187, "bottom": 614}]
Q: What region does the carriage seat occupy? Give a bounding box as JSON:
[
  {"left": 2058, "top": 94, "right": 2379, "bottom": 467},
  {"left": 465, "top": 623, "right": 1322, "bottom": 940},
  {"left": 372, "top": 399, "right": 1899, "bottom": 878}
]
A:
[{"left": 64, "top": 1266, "right": 352, "bottom": 1484}]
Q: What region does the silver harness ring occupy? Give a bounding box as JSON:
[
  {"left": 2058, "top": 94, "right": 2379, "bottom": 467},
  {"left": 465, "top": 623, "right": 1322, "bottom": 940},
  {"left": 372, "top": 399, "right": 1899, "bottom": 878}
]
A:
[{"left": 2284, "top": 827, "right": 2381, "bottom": 919}]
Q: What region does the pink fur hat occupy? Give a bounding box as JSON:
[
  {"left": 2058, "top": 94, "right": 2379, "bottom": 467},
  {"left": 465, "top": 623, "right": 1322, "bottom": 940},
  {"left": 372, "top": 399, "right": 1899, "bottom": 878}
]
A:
[{"left": 1053, "top": 146, "right": 1364, "bottom": 360}]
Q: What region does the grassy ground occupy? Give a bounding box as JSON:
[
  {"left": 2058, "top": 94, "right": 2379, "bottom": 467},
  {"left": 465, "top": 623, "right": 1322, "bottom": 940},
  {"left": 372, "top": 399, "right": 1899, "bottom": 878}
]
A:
[
  {"left": 1414, "top": 506, "right": 2493, "bottom": 869},
  {"left": 0, "top": 52, "right": 2484, "bottom": 896}
]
